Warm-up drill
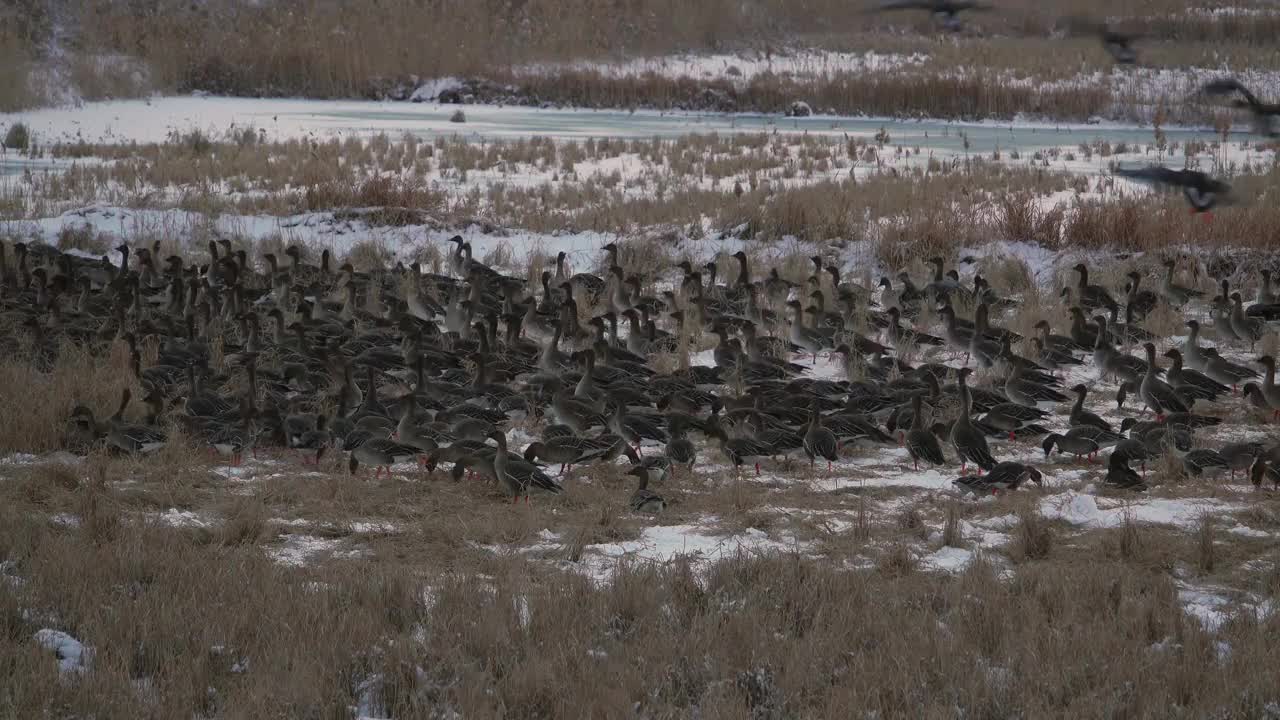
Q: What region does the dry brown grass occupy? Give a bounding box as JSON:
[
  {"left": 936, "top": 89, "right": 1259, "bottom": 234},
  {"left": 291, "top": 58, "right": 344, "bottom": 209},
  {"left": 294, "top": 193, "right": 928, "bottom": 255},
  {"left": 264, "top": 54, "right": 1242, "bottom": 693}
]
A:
[
  {"left": 509, "top": 67, "right": 1113, "bottom": 121},
  {"left": 15, "top": 131, "right": 1278, "bottom": 269},
  {"left": 4, "top": 0, "right": 1280, "bottom": 120},
  {"left": 6, "top": 524, "right": 1262, "bottom": 717},
  {"left": 1009, "top": 505, "right": 1054, "bottom": 562},
  {"left": 0, "top": 340, "right": 135, "bottom": 454},
  {"left": 0, "top": 349, "right": 1278, "bottom": 715},
  {"left": 0, "top": 28, "right": 35, "bottom": 113}
]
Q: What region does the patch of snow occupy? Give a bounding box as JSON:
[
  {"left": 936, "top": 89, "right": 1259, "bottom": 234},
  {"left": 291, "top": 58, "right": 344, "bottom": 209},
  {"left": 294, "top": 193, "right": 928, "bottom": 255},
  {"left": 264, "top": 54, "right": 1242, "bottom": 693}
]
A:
[
  {"left": 0, "top": 453, "right": 42, "bottom": 466},
  {"left": 1176, "top": 582, "right": 1275, "bottom": 632},
  {"left": 0, "top": 560, "right": 22, "bottom": 588},
  {"left": 153, "top": 509, "right": 213, "bottom": 529},
  {"left": 49, "top": 513, "right": 81, "bottom": 528},
  {"left": 34, "top": 629, "right": 92, "bottom": 675},
  {"left": 921, "top": 546, "right": 974, "bottom": 572},
  {"left": 567, "top": 517, "right": 802, "bottom": 581},
  {"left": 517, "top": 49, "right": 927, "bottom": 85},
  {"left": 9, "top": 205, "right": 617, "bottom": 281},
  {"left": 409, "top": 77, "right": 464, "bottom": 103},
  {"left": 1040, "top": 491, "right": 1240, "bottom": 530},
  {"left": 1226, "top": 524, "right": 1270, "bottom": 538},
  {"left": 269, "top": 534, "right": 344, "bottom": 567},
  {"left": 211, "top": 464, "right": 260, "bottom": 480},
  {"left": 348, "top": 521, "right": 399, "bottom": 534},
  {"left": 1177, "top": 585, "right": 1234, "bottom": 631}
]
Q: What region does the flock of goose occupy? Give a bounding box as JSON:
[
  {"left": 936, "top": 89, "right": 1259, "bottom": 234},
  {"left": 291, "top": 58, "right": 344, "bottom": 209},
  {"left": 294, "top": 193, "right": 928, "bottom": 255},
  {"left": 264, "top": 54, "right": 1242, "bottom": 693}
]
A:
[{"left": 4, "top": 234, "right": 1280, "bottom": 514}]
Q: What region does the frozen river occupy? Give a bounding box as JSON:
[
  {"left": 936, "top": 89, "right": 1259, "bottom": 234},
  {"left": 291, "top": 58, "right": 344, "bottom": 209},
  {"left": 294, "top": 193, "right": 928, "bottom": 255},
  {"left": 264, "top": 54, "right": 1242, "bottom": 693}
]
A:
[{"left": 2, "top": 95, "right": 1237, "bottom": 158}]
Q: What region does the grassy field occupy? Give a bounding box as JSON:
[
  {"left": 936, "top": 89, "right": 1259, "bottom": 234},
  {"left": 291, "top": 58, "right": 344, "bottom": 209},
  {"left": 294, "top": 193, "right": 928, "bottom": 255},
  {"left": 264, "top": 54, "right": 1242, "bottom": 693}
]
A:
[
  {"left": 3, "top": 129, "right": 1278, "bottom": 269},
  {"left": 3, "top": 112, "right": 1280, "bottom": 714},
  {"left": 2, "top": 330, "right": 1280, "bottom": 716},
  {"left": 6, "top": 0, "right": 1280, "bottom": 120}
]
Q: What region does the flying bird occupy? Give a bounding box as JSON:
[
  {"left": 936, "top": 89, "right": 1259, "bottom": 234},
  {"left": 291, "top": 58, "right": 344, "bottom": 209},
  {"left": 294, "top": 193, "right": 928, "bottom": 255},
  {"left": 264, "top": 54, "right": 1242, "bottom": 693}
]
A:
[
  {"left": 1115, "top": 166, "right": 1232, "bottom": 217},
  {"left": 1063, "top": 17, "right": 1141, "bottom": 65},
  {"left": 869, "top": 0, "right": 992, "bottom": 31},
  {"left": 1201, "top": 78, "right": 1280, "bottom": 137}
]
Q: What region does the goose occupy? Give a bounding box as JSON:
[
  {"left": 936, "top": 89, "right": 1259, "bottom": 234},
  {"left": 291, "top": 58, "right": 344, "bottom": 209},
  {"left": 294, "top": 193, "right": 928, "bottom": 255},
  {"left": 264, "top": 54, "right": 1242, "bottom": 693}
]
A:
[
  {"left": 1067, "top": 384, "right": 1110, "bottom": 431},
  {"left": 1122, "top": 273, "right": 1158, "bottom": 322},
  {"left": 1068, "top": 307, "right": 1100, "bottom": 350},
  {"left": 1201, "top": 77, "right": 1280, "bottom": 138},
  {"left": 713, "top": 428, "right": 773, "bottom": 476},
  {"left": 1072, "top": 263, "right": 1119, "bottom": 314},
  {"left": 807, "top": 289, "right": 844, "bottom": 331},
  {"left": 1159, "top": 259, "right": 1203, "bottom": 307},
  {"left": 208, "top": 399, "right": 258, "bottom": 466},
  {"left": 1107, "top": 302, "right": 1154, "bottom": 345},
  {"left": 824, "top": 265, "right": 874, "bottom": 308},
  {"left": 1031, "top": 337, "right": 1084, "bottom": 374},
  {"left": 950, "top": 368, "right": 997, "bottom": 474},
  {"left": 489, "top": 430, "right": 563, "bottom": 502},
  {"left": 1211, "top": 279, "right": 1241, "bottom": 342},
  {"left": 1160, "top": 411, "right": 1224, "bottom": 432},
  {"left": 105, "top": 389, "right": 168, "bottom": 455},
  {"left": 1034, "top": 319, "right": 1084, "bottom": 353},
  {"left": 802, "top": 401, "right": 839, "bottom": 471},
  {"left": 1004, "top": 363, "right": 1069, "bottom": 408},
  {"left": 786, "top": 299, "right": 830, "bottom": 364},
  {"left": 1116, "top": 166, "right": 1231, "bottom": 215},
  {"left": 953, "top": 462, "right": 1042, "bottom": 496},
  {"left": 904, "top": 394, "right": 945, "bottom": 471},
  {"left": 522, "top": 434, "right": 624, "bottom": 474},
  {"left": 1251, "top": 456, "right": 1280, "bottom": 489},
  {"left": 972, "top": 275, "right": 1016, "bottom": 311},
  {"left": 979, "top": 402, "right": 1049, "bottom": 440},
  {"left": 764, "top": 268, "right": 796, "bottom": 307},
  {"left": 1244, "top": 383, "right": 1272, "bottom": 414},
  {"left": 889, "top": 272, "right": 926, "bottom": 311},
  {"left": 550, "top": 389, "right": 606, "bottom": 433},
  {"left": 294, "top": 414, "right": 333, "bottom": 466},
  {"left": 394, "top": 396, "right": 441, "bottom": 461},
  {"left": 1217, "top": 442, "right": 1264, "bottom": 480},
  {"left": 1139, "top": 343, "right": 1189, "bottom": 419},
  {"left": 1096, "top": 317, "right": 1148, "bottom": 384},
  {"left": 626, "top": 466, "right": 665, "bottom": 514},
  {"left": 822, "top": 410, "right": 896, "bottom": 448},
  {"left": 967, "top": 303, "right": 1002, "bottom": 367},
  {"left": 1064, "top": 16, "right": 1141, "bottom": 64},
  {"left": 348, "top": 437, "right": 422, "bottom": 478},
  {"left": 1182, "top": 320, "right": 1211, "bottom": 371},
  {"left": 1252, "top": 268, "right": 1279, "bottom": 307},
  {"left": 1104, "top": 451, "right": 1147, "bottom": 491},
  {"left": 1041, "top": 431, "right": 1100, "bottom": 463},
  {"left": 936, "top": 304, "right": 975, "bottom": 356},
  {"left": 1162, "top": 348, "right": 1228, "bottom": 401},
  {"left": 1200, "top": 348, "right": 1258, "bottom": 390},
  {"left": 870, "top": 0, "right": 991, "bottom": 31},
  {"left": 1121, "top": 418, "right": 1194, "bottom": 457},
  {"left": 610, "top": 401, "right": 670, "bottom": 454},
  {"left": 922, "top": 257, "right": 966, "bottom": 303},
  {"left": 1182, "top": 449, "right": 1231, "bottom": 478},
  {"left": 1229, "top": 293, "right": 1265, "bottom": 349},
  {"left": 664, "top": 422, "right": 698, "bottom": 478},
  {"left": 555, "top": 250, "right": 606, "bottom": 296},
  {"left": 994, "top": 336, "right": 1054, "bottom": 383},
  {"left": 885, "top": 306, "right": 944, "bottom": 349},
  {"left": 1255, "top": 356, "right": 1280, "bottom": 420}
]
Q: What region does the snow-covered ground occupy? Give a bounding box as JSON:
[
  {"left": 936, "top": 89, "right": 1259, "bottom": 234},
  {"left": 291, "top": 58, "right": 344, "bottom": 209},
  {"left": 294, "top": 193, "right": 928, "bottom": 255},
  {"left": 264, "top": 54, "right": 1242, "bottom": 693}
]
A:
[{"left": 514, "top": 49, "right": 928, "bottom": 85}]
